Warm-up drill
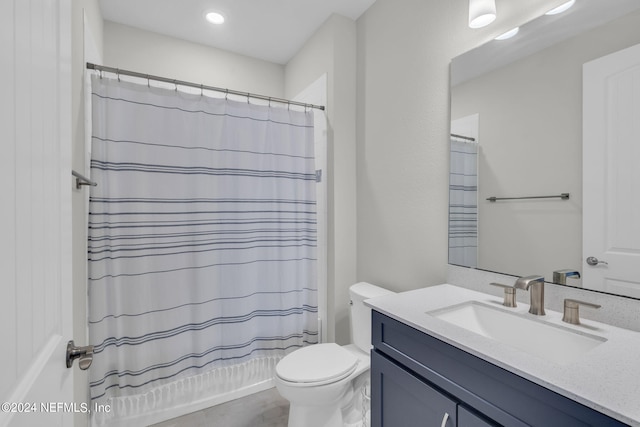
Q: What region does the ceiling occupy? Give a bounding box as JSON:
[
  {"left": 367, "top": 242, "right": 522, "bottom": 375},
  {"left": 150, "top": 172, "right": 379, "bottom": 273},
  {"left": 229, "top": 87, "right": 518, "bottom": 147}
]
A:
[{"left": 98, "top": 0, "right": 377, "bottom": 65}]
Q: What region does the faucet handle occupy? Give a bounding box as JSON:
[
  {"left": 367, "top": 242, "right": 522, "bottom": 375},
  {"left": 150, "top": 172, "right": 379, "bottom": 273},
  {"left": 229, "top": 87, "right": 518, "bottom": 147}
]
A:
[
  {"left": 562, "top": 299, "right": 601, "bottom": 325},
  {"left": 489, "top": 282, "right": 517, "bottom": 307}
]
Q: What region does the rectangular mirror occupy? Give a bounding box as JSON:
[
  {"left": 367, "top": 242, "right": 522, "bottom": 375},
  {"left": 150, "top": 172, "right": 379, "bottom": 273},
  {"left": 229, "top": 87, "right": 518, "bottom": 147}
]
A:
[{"left": 449, "top": 0, "right": 640, "bottom": 299}]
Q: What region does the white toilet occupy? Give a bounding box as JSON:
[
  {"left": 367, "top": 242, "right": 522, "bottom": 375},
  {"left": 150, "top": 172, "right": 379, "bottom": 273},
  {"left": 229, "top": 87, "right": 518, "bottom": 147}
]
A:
[{"left": 275, "top": 282, "right": 394, "bottom": 427}]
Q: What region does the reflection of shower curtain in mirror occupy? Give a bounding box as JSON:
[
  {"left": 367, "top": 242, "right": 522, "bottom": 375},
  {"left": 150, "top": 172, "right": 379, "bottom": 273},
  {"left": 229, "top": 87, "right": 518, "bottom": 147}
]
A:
[
  {"left": 449, "top": 138, "right": 478, "bottom": 267},
  {"left": 88, "top": 75, "right": 318, "bottom": 426}
]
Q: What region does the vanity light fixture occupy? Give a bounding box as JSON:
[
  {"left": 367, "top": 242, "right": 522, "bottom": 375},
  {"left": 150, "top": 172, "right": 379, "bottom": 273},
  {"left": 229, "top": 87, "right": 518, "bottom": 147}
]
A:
[
  {"left": 495, "top": 27, "right": 519, "bottom": 40},
  {"left": 205, "top": 11, "right": 225, "bottom": 25},
  {"left": 545, "top": 0, "right": 576, "bottom": 15},
  {"left": 469, "top": 0, "right": 497, "bottom": 28}
]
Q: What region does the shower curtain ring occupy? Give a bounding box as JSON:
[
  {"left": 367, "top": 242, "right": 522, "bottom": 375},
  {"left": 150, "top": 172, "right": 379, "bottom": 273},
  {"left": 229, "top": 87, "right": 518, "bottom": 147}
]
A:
[
  {"left": 174, "top": 80, "right": 178, "bottom": 92},
  {"left": 117, "top": 69, "right": 120, "bottom": 82},
  {"left": 268, "top": 97, "right": 272, "bottom": 108},
  {"left": 246, "top": 92, "right": 250, "bottom": 104},
  {"left": 147, "top": 75, "right": 150, "bottom": 88},
  {"left": 225, "top": 89, "right": 229, "bottom": 101},
  {"left": 200, "top": 84, "right": 204, "bottom": 96}
]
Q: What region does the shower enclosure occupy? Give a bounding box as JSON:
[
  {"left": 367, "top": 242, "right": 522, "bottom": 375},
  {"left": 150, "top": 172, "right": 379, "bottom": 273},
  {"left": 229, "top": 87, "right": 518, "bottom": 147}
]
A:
[{"left": 87, "top": 72, "right": 325, "bottom": 426}]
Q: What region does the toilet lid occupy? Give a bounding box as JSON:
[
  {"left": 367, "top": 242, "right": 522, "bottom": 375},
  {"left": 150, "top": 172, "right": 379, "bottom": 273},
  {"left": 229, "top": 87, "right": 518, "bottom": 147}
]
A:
[{"left": 276, "top": 343, "right": 358, "bottom": 384}]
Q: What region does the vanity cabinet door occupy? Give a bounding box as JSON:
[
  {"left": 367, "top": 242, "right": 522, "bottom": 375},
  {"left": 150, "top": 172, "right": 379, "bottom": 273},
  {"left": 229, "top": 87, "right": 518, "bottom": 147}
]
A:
[{"left": 371, "top": 350, "right": 458, "bottom": 427}]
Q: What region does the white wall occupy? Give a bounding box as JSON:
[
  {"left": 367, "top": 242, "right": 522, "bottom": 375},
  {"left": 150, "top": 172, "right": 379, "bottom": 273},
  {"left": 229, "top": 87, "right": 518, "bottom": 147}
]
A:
[
  {"left": 103, "top": 21, "right": 285, "bottom": 96},
  {"left": 285, "top": 14, "right": 357, "bottom": 345},
  {"left": 355, "top": 0, "right": 569, "bottom": 292},
  {"left": 451, "top": 9, "right": 640, "bottom": 282}
]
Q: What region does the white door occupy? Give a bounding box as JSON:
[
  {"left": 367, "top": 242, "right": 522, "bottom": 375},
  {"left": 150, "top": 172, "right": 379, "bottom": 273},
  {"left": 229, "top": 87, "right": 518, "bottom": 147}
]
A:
[
  {"left": 583, "top": 42, "right": 640, "bottom": 298},
  {"left": 0, "top": 1, "right": 75, "bottom": 426}
]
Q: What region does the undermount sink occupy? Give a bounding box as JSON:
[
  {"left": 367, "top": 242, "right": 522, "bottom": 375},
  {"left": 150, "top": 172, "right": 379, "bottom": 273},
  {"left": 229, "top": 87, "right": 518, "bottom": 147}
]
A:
[{"left": 428, "top": 301, "right": 606, "bottom": 365}]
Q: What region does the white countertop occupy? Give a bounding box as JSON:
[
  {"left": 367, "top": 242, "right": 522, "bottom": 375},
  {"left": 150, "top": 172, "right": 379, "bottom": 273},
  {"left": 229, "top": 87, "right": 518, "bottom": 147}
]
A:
[{"left": 365, "top": 284, "right": 640, "bottom": 426}]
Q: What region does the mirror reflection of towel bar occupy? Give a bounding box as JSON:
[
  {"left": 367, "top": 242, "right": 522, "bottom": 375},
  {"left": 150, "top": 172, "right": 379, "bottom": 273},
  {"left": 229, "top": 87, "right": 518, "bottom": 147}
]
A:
[{"left": 487, "top": 193, "right": 569, "bottom": 202}]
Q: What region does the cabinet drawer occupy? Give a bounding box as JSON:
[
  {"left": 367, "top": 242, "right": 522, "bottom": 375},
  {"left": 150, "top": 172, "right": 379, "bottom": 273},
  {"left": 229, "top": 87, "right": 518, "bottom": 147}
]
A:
[{"left": 372, "top": 311, "right": 627, "bottom": 427}]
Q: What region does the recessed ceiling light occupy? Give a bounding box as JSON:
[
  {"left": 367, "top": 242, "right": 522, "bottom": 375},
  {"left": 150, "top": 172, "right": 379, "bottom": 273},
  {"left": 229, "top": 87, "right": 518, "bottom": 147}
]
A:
[
  {"left": 495, "top": 27, "right": 519, "bottom": 40},
  {"left": 205, "top": 11, "right": 225, "bottom": 25},
  {"left": 545, "top": 0, "right": 576, "bottom": 15}
]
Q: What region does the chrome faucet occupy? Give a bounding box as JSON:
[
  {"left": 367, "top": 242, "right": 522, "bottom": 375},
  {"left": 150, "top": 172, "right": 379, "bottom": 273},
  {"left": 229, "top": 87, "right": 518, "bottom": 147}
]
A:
[{"left": 514, "top": 275, "right": 545, "bottom": 315}]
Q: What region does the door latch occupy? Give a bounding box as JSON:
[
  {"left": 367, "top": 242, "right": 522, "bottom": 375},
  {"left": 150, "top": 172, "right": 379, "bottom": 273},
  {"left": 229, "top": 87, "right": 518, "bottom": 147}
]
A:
[
  {"left": 66, "top": 340, "right": 94, "bottom": 370},
  {"left": 586, "top": 256, "right": 608, "bottom": 266}
]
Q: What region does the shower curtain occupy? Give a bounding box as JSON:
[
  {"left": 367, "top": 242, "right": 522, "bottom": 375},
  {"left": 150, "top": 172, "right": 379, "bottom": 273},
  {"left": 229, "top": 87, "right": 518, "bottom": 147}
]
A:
[
  {"left": 88, "top": 75, "right": 318, "bottom": 425},
  {"left": 448, "top": 137, "right": 478, "bottom": 267}
]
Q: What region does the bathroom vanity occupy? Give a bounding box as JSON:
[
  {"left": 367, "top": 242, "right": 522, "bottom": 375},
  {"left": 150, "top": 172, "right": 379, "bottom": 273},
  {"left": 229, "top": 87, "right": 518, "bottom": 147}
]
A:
[{"left": 366, "top": 284, "right": 639, "bottom": 427}]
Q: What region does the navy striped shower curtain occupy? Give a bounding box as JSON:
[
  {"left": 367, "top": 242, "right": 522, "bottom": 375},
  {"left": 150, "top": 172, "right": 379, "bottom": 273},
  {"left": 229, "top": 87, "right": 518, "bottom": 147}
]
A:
[
  {"left": 448, "top": 137, "right": 478, "bottom": 267},
  {"left": 87, "top": 75, "right": 318, "bottom": 425}
]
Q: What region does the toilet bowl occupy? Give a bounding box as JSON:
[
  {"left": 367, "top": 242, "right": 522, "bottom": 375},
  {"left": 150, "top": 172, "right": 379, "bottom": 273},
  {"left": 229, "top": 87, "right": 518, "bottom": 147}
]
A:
[{"left": 275, "top": 282, "right": 394, "bottom": 427}]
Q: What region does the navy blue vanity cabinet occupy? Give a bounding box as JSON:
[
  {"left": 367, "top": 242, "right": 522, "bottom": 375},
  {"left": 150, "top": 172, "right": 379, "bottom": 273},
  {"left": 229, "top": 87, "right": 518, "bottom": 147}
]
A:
[{"left": 371, "top": 311, "right": 628, "bottom": 427}]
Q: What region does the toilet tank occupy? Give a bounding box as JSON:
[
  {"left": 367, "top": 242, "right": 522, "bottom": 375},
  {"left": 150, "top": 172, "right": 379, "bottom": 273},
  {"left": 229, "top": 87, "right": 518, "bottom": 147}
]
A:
[{"left": 349, "top": 282, "right": 395, "bottom": 353}]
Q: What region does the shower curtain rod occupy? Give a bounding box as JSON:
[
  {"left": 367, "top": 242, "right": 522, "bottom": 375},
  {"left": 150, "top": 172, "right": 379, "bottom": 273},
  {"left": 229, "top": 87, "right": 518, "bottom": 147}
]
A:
[{"left": 86, "top": 62, "right": 325, "bottom": 111}]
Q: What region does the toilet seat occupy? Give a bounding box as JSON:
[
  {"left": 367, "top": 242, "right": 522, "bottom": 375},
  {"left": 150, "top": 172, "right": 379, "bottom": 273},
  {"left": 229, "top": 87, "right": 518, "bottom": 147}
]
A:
[{"left": 276, "top": 343, "right": 359, "bottom": 386}]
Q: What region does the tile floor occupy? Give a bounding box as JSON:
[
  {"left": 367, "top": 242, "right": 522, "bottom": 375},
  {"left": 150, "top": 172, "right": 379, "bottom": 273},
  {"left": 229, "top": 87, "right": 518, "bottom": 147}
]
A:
[{"left": 151, "top": 387, "right": 289, "bottom": 427}]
